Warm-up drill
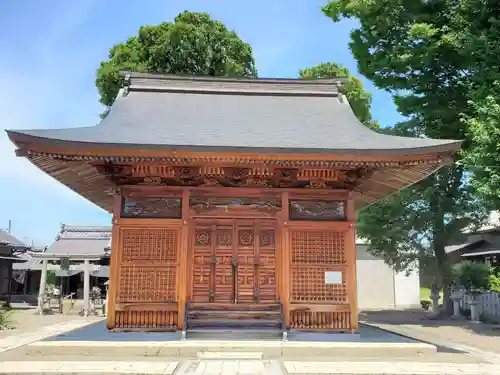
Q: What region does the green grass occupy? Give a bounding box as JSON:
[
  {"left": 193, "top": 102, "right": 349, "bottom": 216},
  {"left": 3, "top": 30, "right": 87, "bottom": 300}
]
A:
[
  {"left": 420, "top": 287, "right": 443, "bottom": 303},
  {"left": 0, "top": 310, "right": 15, "bottom": 330}
]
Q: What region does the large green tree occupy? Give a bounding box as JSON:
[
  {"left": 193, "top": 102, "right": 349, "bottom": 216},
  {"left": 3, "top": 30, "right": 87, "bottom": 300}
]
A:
[
  {"left": 464, "top": 89, "right": 500, "bottom": 208},
  {"left": 299, "top": 62, "right": 379, "bottom": 129},
  {"left": 457, "top": 1, "right": 500, "bottom": 209},
  {"left": 322, "top": 0, "right": 489, "bottom": 311},
  {"left": 96, "top": 11, "right": 257, "bottom": 111}
]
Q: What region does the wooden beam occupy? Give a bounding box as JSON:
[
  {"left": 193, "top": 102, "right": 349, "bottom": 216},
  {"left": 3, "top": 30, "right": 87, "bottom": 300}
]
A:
[
  {"left": 106, "top": 192, "right": 122, "bottom": 330},
  {"left": 280, "top": 191, "right": 291, "bottom": 328},
  {"left": 346, "top": 194, "right": 358, "bottom": 332},
  {"left": 177, "top": 189, "right": 190, "bottom": 329}
]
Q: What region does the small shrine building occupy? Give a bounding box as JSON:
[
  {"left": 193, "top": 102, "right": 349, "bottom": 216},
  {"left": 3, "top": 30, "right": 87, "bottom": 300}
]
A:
[{"left": 7, "top": 73, "right": 460, "bottom": 334}]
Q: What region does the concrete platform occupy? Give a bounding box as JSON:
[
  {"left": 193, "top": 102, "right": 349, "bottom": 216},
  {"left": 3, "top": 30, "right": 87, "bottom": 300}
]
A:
[
  {"left": 2, "top": 360, "right": 500, "bottom": 375},
  {"left": 42, "top": 321, "right": 416, "bottom": 343},
  {"left": 20, "top": 322, "right": 437, "bottom": 359}
]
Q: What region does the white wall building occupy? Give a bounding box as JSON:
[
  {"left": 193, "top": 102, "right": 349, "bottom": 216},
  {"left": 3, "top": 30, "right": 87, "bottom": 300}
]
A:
[{"left": 356, "top": 239, "right": 420, "bottom": 310}]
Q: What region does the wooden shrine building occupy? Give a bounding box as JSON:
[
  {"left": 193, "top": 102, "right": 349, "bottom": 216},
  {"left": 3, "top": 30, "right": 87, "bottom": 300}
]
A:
[{"left": 6, "top": 73, "right": 461, "bottom": 334}]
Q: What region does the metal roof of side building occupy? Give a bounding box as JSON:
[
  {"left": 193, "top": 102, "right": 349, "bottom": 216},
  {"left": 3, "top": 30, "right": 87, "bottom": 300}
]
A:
[
  {"left": 6, "top": 72, "right": 461, "bottom": 156},
  {"left": 0, "top": 229, "right": 28, "bottom": 248}
]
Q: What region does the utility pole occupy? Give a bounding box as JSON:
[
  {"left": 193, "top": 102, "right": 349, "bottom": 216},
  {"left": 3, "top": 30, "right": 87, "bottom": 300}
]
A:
[{"left": 8, "top": 220, "right": 11, "bottom": 234}]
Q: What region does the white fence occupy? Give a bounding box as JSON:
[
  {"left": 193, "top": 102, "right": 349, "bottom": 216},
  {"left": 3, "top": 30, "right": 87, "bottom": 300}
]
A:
[{"left": 460, "top": 291, "right": 500, "bottom": 322}]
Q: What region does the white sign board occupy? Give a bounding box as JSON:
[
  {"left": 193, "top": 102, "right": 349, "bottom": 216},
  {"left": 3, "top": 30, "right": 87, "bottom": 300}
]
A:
[{"left": 325, "top": 271, "right": 343, "bottom": 285}]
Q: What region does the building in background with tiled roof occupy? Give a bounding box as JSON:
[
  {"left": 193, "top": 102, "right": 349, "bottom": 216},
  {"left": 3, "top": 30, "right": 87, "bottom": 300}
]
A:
[
  {"left": 11, "top": 225, "right": 111, "bottom": 304},
  {"left": 0, "top": 229, "right": 30, "bottom": 304},
  {"left": 446, "top": 211, "right": 500, "bottom": 266}
]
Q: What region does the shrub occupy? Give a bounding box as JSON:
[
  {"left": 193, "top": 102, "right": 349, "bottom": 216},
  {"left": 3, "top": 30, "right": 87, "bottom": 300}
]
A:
[
  {"left": 489, "top": 272, "right": 500, "bottom": 292},
  {"left": 420, "top": 300, "right": 431, "bottom": 310},
  {"left": 0, "top": 310, "right": 15, "bottom": 330},
  {"left": 46, "top": 271, "right": 56, "bottom": 286},
  {"left": 452, "top": 261, "right": 491, "bottom": 293}
]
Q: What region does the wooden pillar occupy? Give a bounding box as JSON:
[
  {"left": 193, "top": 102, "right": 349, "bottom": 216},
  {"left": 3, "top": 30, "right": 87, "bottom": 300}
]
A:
[
  {"left": 346, "top": 194, "right": 359, "bottom": 332},
  {"left": 280, "top": 191, "right": 290, "bottom": 327},
  {"left": 23, "top": 272, "right": 28, "bottom": 295},
  {"left": 177, "top": 189, "right": 190, "bottom": 330},
  {"left": 37, "top": 259, "right": 48, "bottom": 315},
  {"left": 83, "top": 259, "right": 90, "bottom": 317},
  {"left": 106, "top": 191, "right": 122, "bottom": 330},
  {"left": 7, "top": 260, "right": 13, "bottom": 306}
]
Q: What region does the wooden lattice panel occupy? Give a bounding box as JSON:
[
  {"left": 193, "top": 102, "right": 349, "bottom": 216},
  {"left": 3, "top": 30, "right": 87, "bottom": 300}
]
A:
[
  {"left": 117, "top": 265, "right": 177, "bottom": 302},
  {"left": 291, "top": 231, "right": 346, "bottom": 265},
  {"left": 236, "top": 227, "right": 255, "bottom": 302},
  {"left": 290, "top": 230, "right": 348, "bottom": 303},
  {"left": 215, "top": 239, "right": 234, "bottom": 302},
  {"left": 115, "top": 310, "right": 178, "bottom": 329},
  {"left": 121, "top": 228, "right": 178, "bottom": 263},
  {"left": 259, "top": 228, "right": 277, "bottom": 302},
  {"left": 192, "top": 247, "right": 212, "bottom": 303},
  {"left": 117, "top": 227, "right": 179, "bottom": 304},
  {"left": 237, "top": 265, "right": 255, "bottom": 302},
  {"left": 290, "top": 311, "right": 351, "bottom": 331},
  {"left": 291, "top": 266, "right": 347, "bottom": 302}
]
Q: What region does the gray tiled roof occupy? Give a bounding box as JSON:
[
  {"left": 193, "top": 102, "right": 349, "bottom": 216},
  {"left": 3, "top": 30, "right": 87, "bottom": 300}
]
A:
[
  {"left": 445, "top": 241, "right": 479, "bottom": 253},
  {"left": 6, "top": 73, "right": 461, "bottom": 156},
  {"left": 44, "top": 225, "right": 111, "bottom": 257},
  {"left": 12, "top": 252, "right": 42, "bottom": 270},
  {"left": 0, "top": 229, "right": 27, "bottom": 248}
]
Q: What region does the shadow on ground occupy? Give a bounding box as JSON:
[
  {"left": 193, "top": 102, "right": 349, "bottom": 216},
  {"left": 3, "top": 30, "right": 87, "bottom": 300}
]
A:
[{"left": 359, "top": 309, "right": 500, "bottom": 337}]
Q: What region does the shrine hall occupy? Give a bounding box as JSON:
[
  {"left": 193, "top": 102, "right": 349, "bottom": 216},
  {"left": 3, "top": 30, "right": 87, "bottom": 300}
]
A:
[{"left": 6, "top": 72, "right": 460, "bottom": 336}]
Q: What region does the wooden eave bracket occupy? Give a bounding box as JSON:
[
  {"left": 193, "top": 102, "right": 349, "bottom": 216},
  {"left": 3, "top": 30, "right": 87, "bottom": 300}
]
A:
[{"left": 15, "top": 148, "right": 30, "bottom": 157}]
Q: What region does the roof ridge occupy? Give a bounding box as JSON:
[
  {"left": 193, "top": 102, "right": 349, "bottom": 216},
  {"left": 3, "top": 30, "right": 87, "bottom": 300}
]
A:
[
  {"left": 121, "top": 71, "right": 344, "bottom": 97},
  {"left": 121, "top": 71, "right": 347, "bottom": 84},
  {"left": 60, "top": 225, "right": 111, "bottom": 233}
]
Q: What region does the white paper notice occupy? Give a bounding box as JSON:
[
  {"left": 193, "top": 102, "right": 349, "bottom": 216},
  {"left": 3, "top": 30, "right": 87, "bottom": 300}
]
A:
[{"left": 324, "top": 271, "right": 343, "bottom": 285}]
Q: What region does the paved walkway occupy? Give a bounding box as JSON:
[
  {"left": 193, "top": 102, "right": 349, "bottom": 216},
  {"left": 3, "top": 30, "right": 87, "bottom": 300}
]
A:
[
  {"left": 0, "top": 312, "right": 103, "bottom": 353},
  {"left": 0, "top": 309, "right": 80, "bottom": 339},
  {"left": 1, "top": 360, "right": 500, "bottom": 374},
  {"left": 3, "top": 309, "right": 500, "bottom": 374},
  {"left": 360, "top": 309, "right": 500, "bottom": 364}
]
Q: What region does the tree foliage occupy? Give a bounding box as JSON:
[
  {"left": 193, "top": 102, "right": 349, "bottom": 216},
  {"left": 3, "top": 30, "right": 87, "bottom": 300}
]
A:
[
  {"left": 323, "top": 0, "right": 472, "bottom": 141},
  {"left": 299, "top": 62, "right": 379, "bottom": 129},
  {"left": 452, "top": 261, "right": 491, "bottom": 292},
  {"left": 96, "top": 11, "right": 257, "bottom": 110},
  {"left": 322, "top": 0, "right": 490, "bottom": 306},
  {"left": 358, "top": 167, "right": 487, "bottom": 275},
  {"left": 463, "top": 91, "right": 500, "bottom": 208},
  {"left": 458, "top": 0, "right": 500, "bottom": 207}
]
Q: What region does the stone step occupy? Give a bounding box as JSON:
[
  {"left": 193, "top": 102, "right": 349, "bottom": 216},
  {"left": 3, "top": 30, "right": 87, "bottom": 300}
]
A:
[
  {"left": 188, "top": 310, "right": 281, "bottom": 320},
  {"left": 24, "top": 339, "right": 438, "bottom": 358},
  {"left": 188, "top": 302, "right": 281, "bottom": 311},
  {"left": 197, "top": 351, "right": 264, "bottom": 359},
  {"left": 187, "top": 318, "right": 282, "bottom": 329},
  {"left": 186, "top": 327, "right": 282, "bottom": 341}
]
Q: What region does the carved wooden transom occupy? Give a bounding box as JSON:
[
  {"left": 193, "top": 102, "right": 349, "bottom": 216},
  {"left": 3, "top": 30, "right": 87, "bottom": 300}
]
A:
[{"left": 94, "top": 163, "right": 374, "bottom": 191}]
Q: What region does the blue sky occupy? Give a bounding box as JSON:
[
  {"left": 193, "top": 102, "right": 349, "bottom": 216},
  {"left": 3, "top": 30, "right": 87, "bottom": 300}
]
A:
[{"left": 0, "top": 0, "right": 403, "bottom": 246}]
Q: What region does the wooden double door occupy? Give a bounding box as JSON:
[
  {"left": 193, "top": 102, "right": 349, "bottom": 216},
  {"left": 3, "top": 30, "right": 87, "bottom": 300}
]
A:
[{"left": 191, "top": 219, "right": 277, "bottom": 303}]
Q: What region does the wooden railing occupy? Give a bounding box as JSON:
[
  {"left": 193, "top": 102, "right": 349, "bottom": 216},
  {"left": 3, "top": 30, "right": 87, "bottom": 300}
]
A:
[{"left": 113, "top": 302, "right": 178, "bottom": 331}]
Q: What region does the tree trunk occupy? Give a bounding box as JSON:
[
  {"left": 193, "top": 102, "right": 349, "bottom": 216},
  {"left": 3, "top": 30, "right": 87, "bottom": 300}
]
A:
[{"left": 432, "top": 172, "right": 453, "bottom": 317}]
